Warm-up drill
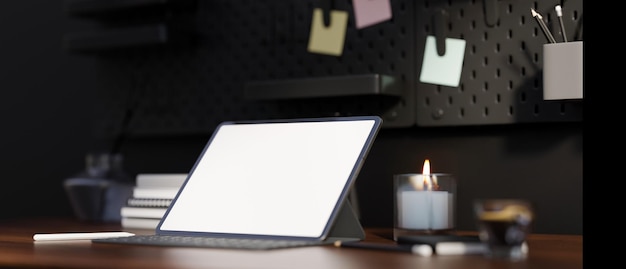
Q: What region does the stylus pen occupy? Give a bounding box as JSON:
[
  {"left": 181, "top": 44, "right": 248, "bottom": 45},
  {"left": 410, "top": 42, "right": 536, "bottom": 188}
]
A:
[
  {"left": 33, "top": 232, "right": 135, "bottom": 241},
  {"left": 334, "top": 241, "right": 433, "bottom": 257},
  {"left": 434, "top": 242, "right": 487, "bottom": 255}
]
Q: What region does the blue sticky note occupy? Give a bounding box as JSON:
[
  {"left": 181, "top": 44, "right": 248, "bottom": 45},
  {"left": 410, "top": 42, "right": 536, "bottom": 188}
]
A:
[{"left": 419, "top": 36, "right": 466, "bottom": 87}]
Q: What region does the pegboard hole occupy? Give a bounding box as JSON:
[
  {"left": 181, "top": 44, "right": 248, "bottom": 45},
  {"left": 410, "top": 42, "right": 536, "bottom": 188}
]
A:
[
  {"left": 533, "top": 77, "right": 540, "bottom": 89},
  {"left": 534, "top": 104, "right": 540, "bottom": 116},
  {"left": 393, "top": 0, "right": 403, "bottom": 11}
]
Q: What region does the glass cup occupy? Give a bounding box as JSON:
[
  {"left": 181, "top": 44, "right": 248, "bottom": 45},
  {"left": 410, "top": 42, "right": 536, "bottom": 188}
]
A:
[
  {"left": 473, "top": 199, "right": 534, "bottom": 260},
  {"left": 64, "top": 153, "right": 133, "bottom": 222},
  {"left": 393, "top": 173, "right": 456, "bottom": 240}
]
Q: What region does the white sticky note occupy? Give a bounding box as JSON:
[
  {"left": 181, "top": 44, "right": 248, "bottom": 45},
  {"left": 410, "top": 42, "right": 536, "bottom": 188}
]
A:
[
  {"left": 352, "top": 0, "right": 392, "bottom": 29},
  {"left": 307, "top": 8, "right": 349, "bottom": 56},
  {"left": 419, "top": 36, "right": 466, "bottom": 87}
]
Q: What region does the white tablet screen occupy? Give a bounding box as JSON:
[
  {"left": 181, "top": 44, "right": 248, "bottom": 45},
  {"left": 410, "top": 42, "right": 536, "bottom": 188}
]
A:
[{"left": 158, "top": 117, "right": 381, "bottom": 239}]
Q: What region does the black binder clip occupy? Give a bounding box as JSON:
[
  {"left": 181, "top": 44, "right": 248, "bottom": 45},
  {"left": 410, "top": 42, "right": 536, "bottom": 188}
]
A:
[
  {"left": 483, "top": 0, "right": 499, "bottom": 27},
  {"left": 433, "top": 9, "right": 448, "bottom": 56},
  {"left": 320, "top": 0, "right": 335, "bottom": 27}
]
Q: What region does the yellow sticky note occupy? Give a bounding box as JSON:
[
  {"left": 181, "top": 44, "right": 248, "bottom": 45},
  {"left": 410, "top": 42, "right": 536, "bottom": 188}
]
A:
[{"left": 307, "top": 8, "right": 349, "bottom": 56}]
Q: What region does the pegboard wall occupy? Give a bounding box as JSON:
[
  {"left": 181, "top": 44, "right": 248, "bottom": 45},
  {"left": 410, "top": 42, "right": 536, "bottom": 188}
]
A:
[
  {"left": 414, "top": 0, "right": 583, "bottom": 126},
  {"left": 77, "top": 0, "right": 582, "bottom": 138}
]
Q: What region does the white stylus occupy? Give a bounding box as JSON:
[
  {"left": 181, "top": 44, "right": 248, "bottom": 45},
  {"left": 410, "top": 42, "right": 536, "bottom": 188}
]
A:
[{"left": 33, "top": 232, "right": 135, "bottom": 241}]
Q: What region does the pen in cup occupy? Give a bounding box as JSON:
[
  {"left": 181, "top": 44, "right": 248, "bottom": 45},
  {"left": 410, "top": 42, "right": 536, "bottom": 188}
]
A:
[
  {"left": 531, "top": 8, "right": 556, "bottom": 44},
  {"left": 555, "top": 5, "right": 568, "bottom": 42}
]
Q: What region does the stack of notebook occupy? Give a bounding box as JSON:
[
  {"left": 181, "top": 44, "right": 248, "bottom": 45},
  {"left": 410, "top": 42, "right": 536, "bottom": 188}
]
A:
[{"left": 120, "top": 173, "right": 187, "bottom": 230}]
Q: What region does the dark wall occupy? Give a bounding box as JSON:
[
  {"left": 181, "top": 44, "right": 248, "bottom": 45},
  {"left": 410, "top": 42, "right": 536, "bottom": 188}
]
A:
[
  {"left": 118, "top": 123, "right": 583, "bottom": 235},
  {"left": 0, "top": 1, "right": 100, "bottom": 219},
  {"left": 356, "top": 123, "right": 582, "bottom": 234},
  {"left": 0, "top": 1, "right": 582, "bottom": 235}
]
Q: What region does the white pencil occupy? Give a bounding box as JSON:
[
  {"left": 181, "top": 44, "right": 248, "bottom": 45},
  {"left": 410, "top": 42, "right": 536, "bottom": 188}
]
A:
[
  {"left": 531, "top": 8, "right": 556, "bottom": 44},
  {"left": 33, "top": 232, "right": 135, "bottom": 241}
]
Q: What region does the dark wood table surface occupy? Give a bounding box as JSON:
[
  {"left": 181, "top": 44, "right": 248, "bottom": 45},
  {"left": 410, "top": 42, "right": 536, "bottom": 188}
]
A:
[{"left": 0, "top": 218, "right": 583, "bottom": 269}]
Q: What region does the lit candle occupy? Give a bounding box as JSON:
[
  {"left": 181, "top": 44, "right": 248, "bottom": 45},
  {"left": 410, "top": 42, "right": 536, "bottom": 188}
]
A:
[{"left": 397, "top": 160, "right": 452, "bottom": 230}]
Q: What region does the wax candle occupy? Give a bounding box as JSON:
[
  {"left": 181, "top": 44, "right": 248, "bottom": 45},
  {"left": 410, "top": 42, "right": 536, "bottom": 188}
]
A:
[
  {"left": 394, "top": 160, "right": 454, "bottom": 231},
  {"left": 398, "top": 189, "right": 451, "bottom": 230}
]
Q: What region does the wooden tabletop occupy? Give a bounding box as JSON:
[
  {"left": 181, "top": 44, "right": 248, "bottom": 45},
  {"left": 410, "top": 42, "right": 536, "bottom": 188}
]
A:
[{"left": 0, "top": 218, "right": 583, "bottom": 269}]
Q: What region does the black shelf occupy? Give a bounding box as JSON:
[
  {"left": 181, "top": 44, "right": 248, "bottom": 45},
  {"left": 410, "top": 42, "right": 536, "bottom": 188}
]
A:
[
  {"left": 244, "top": 74, "right": 402, "bottom": 100},
  {"left": 63, "top": 24, "right": 168, "bottom": 52},
  {"left": 65, "top": 0, "right": 190, "bottom": 18}
]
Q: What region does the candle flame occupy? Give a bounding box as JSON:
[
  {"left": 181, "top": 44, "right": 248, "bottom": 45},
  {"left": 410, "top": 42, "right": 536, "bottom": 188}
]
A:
[
  {"left": 418, "top": 159, "right": 439, "bottom": 191},
  {"left": 410, "top": 159, "right": 433, "bottom": 190},
  {"left": 422, "top": 159, "right": 431, "bottom": 175}
]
